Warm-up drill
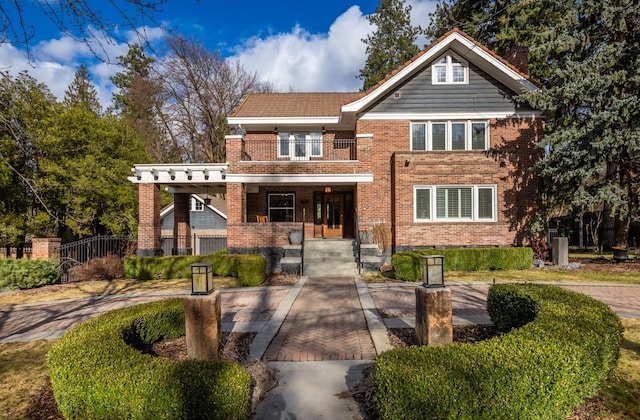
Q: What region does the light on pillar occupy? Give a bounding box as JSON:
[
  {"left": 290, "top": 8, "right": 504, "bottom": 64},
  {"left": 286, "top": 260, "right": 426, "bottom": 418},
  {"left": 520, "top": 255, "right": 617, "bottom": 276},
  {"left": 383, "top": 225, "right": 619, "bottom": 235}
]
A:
[
  {"left": 191, "top": 263, "right": 214, "bottom": 295},
  {"left": 422, "top": 255, "right": 444, "bottom": 288}
]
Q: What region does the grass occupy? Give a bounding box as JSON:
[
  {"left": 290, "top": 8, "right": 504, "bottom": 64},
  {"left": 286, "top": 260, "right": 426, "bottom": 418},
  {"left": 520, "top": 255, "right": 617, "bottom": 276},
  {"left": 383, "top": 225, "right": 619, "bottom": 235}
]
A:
[
  {"left": 0, "top": 340, "right": 55, "bottom": 419},
  {"left": 445, "top": 269, "right": 640, "bottom": 284},
  {"left": 0, "top": 276, "right": 241, "bottom": 306}
]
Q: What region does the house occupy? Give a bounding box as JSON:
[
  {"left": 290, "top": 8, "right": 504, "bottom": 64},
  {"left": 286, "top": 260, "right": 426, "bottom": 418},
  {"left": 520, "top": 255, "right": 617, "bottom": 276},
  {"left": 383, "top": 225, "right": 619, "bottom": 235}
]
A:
[
  {"left": 159, "top": 195, "right": 227, "bottom": 255},
  {"left": 129, "top": 29, "right": 543, "bottom": 273}
]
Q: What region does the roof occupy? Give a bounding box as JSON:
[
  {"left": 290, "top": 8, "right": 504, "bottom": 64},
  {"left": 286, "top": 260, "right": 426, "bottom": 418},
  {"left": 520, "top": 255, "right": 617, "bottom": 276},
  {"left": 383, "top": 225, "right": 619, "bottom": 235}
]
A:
[
  {"left": 228, "top": 29, "right": 540, "bottom": 128},
  {"left": 232, "top": 92, "right": 359, "bottom": 118}
]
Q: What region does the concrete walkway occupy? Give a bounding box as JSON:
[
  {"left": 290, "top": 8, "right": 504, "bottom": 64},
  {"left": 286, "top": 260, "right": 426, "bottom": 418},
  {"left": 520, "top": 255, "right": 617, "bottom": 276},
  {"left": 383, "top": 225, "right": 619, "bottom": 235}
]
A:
[{"left": 2, "top": 279, "right": 640, "bottom": 419}]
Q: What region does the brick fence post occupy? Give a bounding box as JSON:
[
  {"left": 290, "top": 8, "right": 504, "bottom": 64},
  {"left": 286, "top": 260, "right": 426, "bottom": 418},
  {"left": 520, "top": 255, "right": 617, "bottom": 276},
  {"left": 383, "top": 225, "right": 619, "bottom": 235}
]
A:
[{"left": 31, "top": 238, "right": 62, "bottom": 260}]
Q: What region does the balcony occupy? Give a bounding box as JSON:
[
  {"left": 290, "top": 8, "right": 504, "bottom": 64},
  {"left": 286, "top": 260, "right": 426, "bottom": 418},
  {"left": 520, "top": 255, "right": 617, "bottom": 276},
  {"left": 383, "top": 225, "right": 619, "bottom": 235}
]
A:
[{"left": 241, "top": 138, "right": 357, "bottom": 162}]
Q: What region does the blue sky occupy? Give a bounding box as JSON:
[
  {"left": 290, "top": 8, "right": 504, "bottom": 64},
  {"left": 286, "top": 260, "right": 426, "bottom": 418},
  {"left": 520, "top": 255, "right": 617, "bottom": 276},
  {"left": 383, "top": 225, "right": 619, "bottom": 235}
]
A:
[{"left": 0, "top": 0, "right": 437, "bottom": 108}]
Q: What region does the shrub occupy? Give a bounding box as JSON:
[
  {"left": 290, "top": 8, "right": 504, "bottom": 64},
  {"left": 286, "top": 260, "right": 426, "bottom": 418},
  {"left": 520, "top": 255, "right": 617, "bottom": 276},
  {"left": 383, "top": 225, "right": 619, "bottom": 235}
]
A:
[
  {"left": 0, "top": 259, "right": 61, "bottom": 291},
  {"left": 392, "top": 247, "right": 533, "bottom": 281},
  {"left": 373, "top": 284, "right": 623, "bottom": 419},
  {"left": 67, "top": 254, "right": 124, "bottom": 282},
  {"left": 123, "top": 254, "right": 266, "bottom": 286},
  {"left": 47, "top": 299, "right": 251, "bottom": 420}
]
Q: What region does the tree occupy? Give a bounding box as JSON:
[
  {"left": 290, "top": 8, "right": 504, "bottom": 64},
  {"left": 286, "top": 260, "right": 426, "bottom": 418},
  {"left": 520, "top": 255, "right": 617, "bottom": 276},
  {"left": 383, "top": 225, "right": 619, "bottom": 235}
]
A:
[
  {"left": 358, "top": 0, "right": 422, "bottom": 91},
  {"left": 523, "top": 0, "right": 640, "bottom": 248},
  {"left": 426, "top": 0, "right": 576, "bottom": 82},
  {"left": 0, "top": 71, "right": 58, "bottom": 244},
  {"left": 1, "top": 0, "right": 167, "bottom": 61},
  {"left": 157, "top": 35, "right": 272, "bottom": 163},
  {"left": 110, "top": 44, "right": 177, "bottom": 162},
  {"left": 64, "top": 64, "right": 101, "bottom": 114}
]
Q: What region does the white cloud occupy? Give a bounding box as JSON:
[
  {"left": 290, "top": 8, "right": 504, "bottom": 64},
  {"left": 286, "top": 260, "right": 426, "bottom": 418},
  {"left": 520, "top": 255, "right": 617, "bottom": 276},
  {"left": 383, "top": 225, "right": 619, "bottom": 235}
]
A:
[
  {"left": 231, "top": 6, "right": 371, "bottom": 92},
  {"left": 231, "top": 2, "right": 438, "bottom": 93}
]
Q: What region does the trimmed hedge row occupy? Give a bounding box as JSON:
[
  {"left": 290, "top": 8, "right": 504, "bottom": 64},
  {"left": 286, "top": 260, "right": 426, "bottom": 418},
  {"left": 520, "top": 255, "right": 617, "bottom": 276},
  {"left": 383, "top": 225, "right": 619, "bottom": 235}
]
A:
[
  {"left": 123, "top": 253, "right": 266, "bottom": 286},
  {"left": 47, "top": 299, "right": 251, "bottom": 420},
  {"left": 373, "top": 284, "right": 623, "bottom": 419},
  {"left": 392, "top": 247, "right": 533, "bottom": 281},
  {"left": 0, "top": 259, "right": 61, "bottom": 291}
]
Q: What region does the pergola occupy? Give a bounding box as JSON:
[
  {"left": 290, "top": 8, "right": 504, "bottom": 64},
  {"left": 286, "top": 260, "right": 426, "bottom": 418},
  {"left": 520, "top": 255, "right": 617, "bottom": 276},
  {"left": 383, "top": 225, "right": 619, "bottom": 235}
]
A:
[{"left": 128, "top": 163, "right": 228, "bottom": 256}]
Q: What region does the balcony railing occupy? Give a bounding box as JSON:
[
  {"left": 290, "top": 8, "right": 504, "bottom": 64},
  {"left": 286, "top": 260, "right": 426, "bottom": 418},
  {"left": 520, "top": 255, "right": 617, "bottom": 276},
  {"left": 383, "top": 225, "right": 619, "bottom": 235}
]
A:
[{"left": 242, "top": 138, "right": 357, "bottom": 161}]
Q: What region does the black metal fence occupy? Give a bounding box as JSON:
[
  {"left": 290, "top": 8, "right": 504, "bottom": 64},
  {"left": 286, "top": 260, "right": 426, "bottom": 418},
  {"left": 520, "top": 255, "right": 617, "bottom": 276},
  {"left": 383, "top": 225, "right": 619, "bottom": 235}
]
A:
[
  {"left": 58, "top": 235, "right": 131, "bottom": 281},
  {"left": 161, "top": 235, "right": 227, "bottom": 256}
]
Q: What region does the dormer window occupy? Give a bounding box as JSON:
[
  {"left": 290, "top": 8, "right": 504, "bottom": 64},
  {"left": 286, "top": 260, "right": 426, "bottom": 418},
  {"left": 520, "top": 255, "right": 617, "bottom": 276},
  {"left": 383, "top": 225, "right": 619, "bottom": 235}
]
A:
[{"left": 432, "top": 54, "right": 468, "bottom": 85}]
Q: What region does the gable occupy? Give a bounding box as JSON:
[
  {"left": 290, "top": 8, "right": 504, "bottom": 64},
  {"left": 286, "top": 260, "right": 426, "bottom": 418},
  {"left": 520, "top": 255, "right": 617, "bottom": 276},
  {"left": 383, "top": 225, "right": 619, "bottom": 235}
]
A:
[{"left": 365, "top": 51, "right": 535, "bottom": 115}]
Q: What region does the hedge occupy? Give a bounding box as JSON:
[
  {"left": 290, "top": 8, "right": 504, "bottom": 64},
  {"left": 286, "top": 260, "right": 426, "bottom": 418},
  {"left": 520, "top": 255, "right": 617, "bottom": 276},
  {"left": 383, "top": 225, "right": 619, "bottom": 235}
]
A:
[
  {"left": 0, "top": 259, "right": 61, "bottom": 291},
  {"left": 123, "top": 253, "right": 266, "bottom": 286},
  {"left": 373, "top": 284, "right": 623, "bottom": 419},
  {"left": 392, "top": 247, "right": 533, "bottom": 281},
  {"left": 47, "top": 299, "right": 251, "bottom": 420}
]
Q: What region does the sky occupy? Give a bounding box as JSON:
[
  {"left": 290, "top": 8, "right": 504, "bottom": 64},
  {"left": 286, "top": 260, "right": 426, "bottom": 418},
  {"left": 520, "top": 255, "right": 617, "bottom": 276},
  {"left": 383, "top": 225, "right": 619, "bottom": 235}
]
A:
[{"left": 0, "top": 0, "right": 438, "bottom": 108}]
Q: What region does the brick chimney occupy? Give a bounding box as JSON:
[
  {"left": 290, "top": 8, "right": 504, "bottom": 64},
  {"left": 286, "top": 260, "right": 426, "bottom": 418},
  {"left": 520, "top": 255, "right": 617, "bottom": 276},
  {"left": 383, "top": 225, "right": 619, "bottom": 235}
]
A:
[{"left": 503, "top": 46, "right": 529, "bottom": 75}]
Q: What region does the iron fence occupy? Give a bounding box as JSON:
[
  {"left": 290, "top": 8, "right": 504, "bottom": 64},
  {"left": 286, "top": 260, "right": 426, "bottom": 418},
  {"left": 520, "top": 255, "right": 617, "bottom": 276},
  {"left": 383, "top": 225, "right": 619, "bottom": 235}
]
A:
[
  {"left": 161, "top": 235, "right": 227, "bottom": 256},
  {"left": 242, "top": 138, "right": 357, "bottom": 161},
  {"left": 58, "top": 235, "right": 131, "bottom": 282}
]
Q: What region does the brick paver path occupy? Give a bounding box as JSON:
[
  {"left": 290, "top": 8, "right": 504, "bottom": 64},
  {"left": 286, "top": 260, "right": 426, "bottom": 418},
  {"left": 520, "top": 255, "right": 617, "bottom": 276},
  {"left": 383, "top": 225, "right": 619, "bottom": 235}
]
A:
[{"left": 264, "top": 277, "right": 377, "bottom": 361}]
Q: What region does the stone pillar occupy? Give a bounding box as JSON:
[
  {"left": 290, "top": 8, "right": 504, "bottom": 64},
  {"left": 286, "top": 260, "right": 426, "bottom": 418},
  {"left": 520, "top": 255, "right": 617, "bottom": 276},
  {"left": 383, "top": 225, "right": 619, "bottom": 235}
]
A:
[
  {"left": 415, "top": 286, "right": 453, "bottom": 346},
  {"left": 173, "top": 193, "right": 191, "bottom": 255},
  {"left": 552, "top": 236, "right": 569, "bottom": 266},
  {"left": 184, "top": 292, "right": 221, "bottom": 360},
  {"left": 31, "top": 238, "right": 62, "bottom": 260},
  {"left": 137, "top": 183, "right": 162, "bottom": 256}
]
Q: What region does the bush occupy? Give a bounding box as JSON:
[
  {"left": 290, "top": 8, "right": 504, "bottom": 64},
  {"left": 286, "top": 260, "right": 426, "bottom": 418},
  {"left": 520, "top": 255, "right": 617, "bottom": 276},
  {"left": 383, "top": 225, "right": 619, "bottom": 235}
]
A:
[
  {"left": 47, "top": 299, "right": 251, "bottom": 420},
  {"left": 0, "top": 259, "right": 61, "bottom": 291},
  {"left": 373, "top": 284, "right": 623, "bottom": 419},
  {"left": 67, "top": 254, "right": 124, "bottom": 282},
  {"left": 123, "top": 254, "right": 266, "bottom": 286},
  {"left": 392, "top": 247, "right": 533, "bottom": 281}
]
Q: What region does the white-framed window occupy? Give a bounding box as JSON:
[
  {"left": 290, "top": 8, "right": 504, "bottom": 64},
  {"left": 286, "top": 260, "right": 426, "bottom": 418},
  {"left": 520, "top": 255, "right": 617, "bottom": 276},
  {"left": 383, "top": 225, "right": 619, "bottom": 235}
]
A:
[
  {"left": 411, "top": 121, "right": 489, "bottom": 151},
  {"left": 268, "top": 193, "right": 295, "bottom": 222},
  {"left": 278, "top": 132, "right": 323, "bottom": 160},
  {"left": 414, "top": 185, "right": 496, "bottom": 222},
  {"left": 432, "top": 54, "right": 468, "bottom": 85},
  {"left": 190, "top": 197, "right": 204, "bottom": 211}
]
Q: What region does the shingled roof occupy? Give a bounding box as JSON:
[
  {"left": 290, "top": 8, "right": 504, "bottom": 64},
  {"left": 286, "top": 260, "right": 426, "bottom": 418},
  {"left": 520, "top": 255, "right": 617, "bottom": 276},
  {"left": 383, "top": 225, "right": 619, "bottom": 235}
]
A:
[{"left": 232, "top": 92, "right": 359, "bottom": 118}]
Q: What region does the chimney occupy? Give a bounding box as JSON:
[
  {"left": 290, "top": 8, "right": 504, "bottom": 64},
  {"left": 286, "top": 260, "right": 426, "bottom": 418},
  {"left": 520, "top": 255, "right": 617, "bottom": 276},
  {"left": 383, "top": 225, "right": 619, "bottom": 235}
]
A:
[{"left": 503, "top": 46, "right": 529, "bottom": 75}]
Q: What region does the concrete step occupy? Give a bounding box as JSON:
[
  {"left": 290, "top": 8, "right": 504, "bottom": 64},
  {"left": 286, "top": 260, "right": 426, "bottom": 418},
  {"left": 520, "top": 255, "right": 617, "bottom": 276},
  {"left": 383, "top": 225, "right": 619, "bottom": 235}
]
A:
[{"left": 303, "top": 262, "right": 359, "bottom": 277}]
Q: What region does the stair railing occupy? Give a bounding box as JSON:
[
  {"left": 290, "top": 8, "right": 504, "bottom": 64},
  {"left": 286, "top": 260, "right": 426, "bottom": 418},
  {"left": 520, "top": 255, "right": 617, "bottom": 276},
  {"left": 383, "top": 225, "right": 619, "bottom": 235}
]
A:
[
  {"left": 301, "top": 208, "right": 305, "bottom": 276},
  {"left": 355, "top": 208, "right": 361, "bottom": 274}
]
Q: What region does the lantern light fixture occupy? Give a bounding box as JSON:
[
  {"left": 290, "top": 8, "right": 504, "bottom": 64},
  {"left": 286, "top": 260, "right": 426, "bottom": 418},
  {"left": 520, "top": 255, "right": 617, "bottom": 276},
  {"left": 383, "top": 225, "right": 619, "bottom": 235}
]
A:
[{"left": 422, "top": 255, "right": 445, "bottom": 288}]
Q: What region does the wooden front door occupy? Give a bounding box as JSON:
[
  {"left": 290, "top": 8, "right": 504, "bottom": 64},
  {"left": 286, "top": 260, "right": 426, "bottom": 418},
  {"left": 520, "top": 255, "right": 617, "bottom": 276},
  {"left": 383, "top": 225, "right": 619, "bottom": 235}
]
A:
[{"left": 323, "top": 194, "right": 343, "bottom": 237}]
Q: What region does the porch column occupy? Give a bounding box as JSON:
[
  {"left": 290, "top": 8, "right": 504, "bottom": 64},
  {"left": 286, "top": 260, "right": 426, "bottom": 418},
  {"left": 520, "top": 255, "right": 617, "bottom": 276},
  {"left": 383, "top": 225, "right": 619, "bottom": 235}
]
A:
[
  {"left": 173, "top": 193, "right": 192, "bottom": 255},
  {"left": 137, "top": 183, "right": 162, "bottom": 256}
]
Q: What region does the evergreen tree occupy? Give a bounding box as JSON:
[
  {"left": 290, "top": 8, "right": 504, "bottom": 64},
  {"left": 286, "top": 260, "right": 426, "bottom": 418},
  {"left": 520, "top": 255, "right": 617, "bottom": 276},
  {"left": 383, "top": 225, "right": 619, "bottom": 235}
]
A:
[
  {"left": 426, "top": 0, "right": 576, "bottom": 82},
  {"left": 63, "top": 64, "right": 101, "bottom": 114},
  {"left": 358, "top": 0, "right": 421, "bottom": 91},
  {"left": 523, "top": 0, "right": 640, "bottom": 248}
]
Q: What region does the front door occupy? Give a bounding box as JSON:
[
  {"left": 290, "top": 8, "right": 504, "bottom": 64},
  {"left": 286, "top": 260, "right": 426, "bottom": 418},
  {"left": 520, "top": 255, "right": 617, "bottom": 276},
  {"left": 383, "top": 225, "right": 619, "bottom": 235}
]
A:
[{"left": 323, "top": 194, "right": 343, "bottom": 237}]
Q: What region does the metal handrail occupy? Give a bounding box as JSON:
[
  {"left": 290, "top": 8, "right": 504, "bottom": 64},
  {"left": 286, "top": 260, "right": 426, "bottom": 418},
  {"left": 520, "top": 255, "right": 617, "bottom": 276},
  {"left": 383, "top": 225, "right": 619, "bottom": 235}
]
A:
[
  {"left": 355, "top": 208, "right": 361, "bottom": 274},
  {"left": 241, "top": 138, "right": 357, "bottom": 161},
  {"left": 301, "top": 208, "right": 305, "bottom": 276}
]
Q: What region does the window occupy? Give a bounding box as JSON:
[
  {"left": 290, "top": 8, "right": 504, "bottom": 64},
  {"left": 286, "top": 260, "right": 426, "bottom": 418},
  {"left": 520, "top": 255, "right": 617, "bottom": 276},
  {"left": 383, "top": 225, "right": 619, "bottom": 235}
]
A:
[
  {"left": 190, "top": 197, "right": 204, "bottom": 211},
  {"left": 414, "top": 185, "right": 496, "bottom": 222},
  {"left": 268, "top": 193, "right": 295, "bottom": 222},
  {"left": 278, "top": 132, "right": 322, "bottom": 160},
  {"left": 432, "top": 54, "right": 468, "bottom": 84},
  {"left": 411, "top": 121, "right": 489, "bottom": 151}
]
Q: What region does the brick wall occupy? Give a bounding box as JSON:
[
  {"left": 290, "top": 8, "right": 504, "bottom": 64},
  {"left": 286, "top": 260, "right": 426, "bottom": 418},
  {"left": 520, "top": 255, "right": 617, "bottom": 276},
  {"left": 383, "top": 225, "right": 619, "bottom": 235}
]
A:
[
  {"left": 31, "top": 238, "right": 61, "bottom": 260},
  {"left": 137, "top": 183, "right": 161, "bottom": 255},
  {"left": 389, "top": 117, "right": 543, "bottom": 248}
]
